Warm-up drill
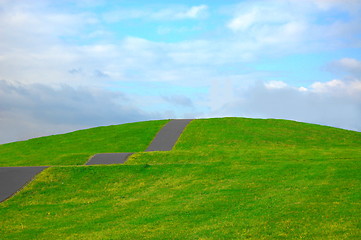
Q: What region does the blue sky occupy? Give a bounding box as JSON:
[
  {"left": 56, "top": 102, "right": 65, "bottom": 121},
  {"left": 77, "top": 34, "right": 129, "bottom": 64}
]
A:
[{"left": 0, "top": 0, "right": 361, "bottom": 143}]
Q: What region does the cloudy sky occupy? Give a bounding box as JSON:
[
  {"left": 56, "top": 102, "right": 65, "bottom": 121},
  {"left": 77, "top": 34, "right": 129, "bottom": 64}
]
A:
[{"left": 1, "top": 0, "right": 361, "bottom": 143}]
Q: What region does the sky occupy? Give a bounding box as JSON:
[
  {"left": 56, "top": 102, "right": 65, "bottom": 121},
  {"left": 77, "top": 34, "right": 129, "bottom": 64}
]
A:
[{"left": 0, "top": 0, "right": 361, "bottom": 144}]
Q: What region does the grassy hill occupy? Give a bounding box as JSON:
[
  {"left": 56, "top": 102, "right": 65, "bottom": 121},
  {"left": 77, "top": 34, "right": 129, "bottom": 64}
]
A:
[
  {"left": 0, "top": 118, "right": 360, "bottom": 239},
  {"left": 128, "top": 118, "right": 361, "bottom": 165}
]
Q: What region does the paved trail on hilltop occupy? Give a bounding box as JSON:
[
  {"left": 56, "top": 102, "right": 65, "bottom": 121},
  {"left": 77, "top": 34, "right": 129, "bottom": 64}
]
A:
[
  {"left": 145, "top": 119, "right": 192, "bottom": 151},
  {"left": 86, "top": 119, "right": 192, "bottom": 165},
  {"left": 0, "top": 119, "right": 192, "bottom": 202}
]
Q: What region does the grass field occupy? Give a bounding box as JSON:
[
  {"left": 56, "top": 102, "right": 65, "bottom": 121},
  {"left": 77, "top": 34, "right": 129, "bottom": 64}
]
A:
[{"left": 0, "top": 117, "right": 360, "bottom": 239}]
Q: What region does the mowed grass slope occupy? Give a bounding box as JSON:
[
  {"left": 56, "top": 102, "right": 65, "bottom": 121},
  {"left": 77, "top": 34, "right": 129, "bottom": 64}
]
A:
[
  {"left": 1, "top": 117, "right": 360, "bottom": 239},
  {"left": 0, "top": 120, "right": 168, "bottom": 167}
]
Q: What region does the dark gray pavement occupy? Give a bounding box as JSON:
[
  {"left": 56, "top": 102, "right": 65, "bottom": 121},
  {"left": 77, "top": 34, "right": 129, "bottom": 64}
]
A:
[
  {"left": 146, "top": 119, "right": 192, "bottom": 151},
  {"left": 85, "top": 153, "right": 133, "bottom": 165},
  {"left": 0, "top": 166, "right": 47, "bottom": 202},
  {"left": 85, "top": 119, "right": 192, "bottom": 165}
]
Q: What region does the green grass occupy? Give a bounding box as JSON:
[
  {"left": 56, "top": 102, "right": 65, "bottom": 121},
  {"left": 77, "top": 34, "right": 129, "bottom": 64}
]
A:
[
  {"left": 0, "top": 120, "right": 169, "bottom": 167},
  {"left": 176, "top": 118, "right": 361, "bottom": 150},
  {"left": 0, "top": 117, "right": 360, "bottom": 239}
]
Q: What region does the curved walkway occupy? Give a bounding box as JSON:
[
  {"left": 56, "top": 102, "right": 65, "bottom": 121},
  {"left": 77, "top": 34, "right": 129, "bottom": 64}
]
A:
[{"left": 0, "top": 119, "right": 192, "bottom": 202}]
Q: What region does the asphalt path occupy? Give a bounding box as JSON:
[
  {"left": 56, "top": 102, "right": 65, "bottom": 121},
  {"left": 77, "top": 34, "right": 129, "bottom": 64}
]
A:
[
  {"left": 145, "top": 119, "right": 192, "bottom": 151},
  {"left": 85, "top": 153, "right": 133, "bottom": 165},
  {"left": 0, "top": 166, "right": 47, "bottom": 202},
  {"left": 85, "top": 119, "right": 192, "bottom": 165}
]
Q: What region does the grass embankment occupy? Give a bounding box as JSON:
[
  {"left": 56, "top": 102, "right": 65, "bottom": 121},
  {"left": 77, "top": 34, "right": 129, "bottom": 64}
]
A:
[
  {"left": 0, "top": 120, "right": 168, "bottom": 167},
  {"left": 0, "top": 118, "right": 360, "bottom": 239}
]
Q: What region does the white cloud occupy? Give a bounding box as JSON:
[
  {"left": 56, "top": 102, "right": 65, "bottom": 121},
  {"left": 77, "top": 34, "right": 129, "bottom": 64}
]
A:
[
  {"left": 298, "top": 87, "right": 308, "bottom": 92},
  {"left": 175, "top": 5, "right": 208, "bottom": 19},
  {"left": 311, "top": 79, "right": 345, "bottom": 93},
  {"left": 226, "top": 2, "right": 297, "bottom": 32},
  {"left": 103, "top": 4, "right": 208, "bottom": 22},
  {"left": 312, "top": 0, "right": 361, "bottom": 11},
  {"left": 328, "top": 58, "right": 361, "bottom": 77},
  {"left": 227, "top": 8, "right": 258, "bottom": 31},
  {"left": 1, "top": 0, "right": 360, "bottom": 89},
  {"left": 311, "top": 79, "right": 361, "bottom": 98},
  {"left": 265, "top": 81, "right": 288, "bottom": 89},
  {"left": 226, "top": 0, "right": 361, "bottom": 54},
  {"left": 151, "top": 5, "right": 209, "bottom": 20},
  {"left": 338, "top": 58, "right": 361, "bottom": 70}
]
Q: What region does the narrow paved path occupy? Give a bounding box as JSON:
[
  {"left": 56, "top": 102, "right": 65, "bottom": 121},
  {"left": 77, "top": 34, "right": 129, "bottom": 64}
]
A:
[
  {"left": 86, "top": 119, "right": 192, "bottom": 165},
  {"left": 145, "top": 119, "right": 192, "bottom": 151},
  {"left": 0, "top": 119, "right": 192, "bottom": 202},
  {"left": 0, "top": 166, "right": 48, "bottom": 202},
  {"left": 85, "top": 153, "right": 133, "bottom": 165}
]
